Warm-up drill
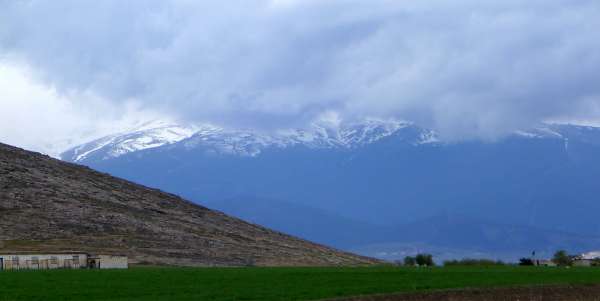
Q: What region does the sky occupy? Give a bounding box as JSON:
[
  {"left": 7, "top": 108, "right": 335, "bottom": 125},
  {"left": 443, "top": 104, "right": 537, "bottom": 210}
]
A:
[{"left": 1, "top": 0, "right": 600, "bottom": 155}]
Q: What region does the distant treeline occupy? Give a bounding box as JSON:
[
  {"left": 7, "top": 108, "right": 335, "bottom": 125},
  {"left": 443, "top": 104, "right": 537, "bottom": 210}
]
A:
[
  {"left": 396, "top": 249, "right": 600, "bottom": 268},
  {"left": 396, "top": 255, "right": 508, "bottom": 267},
  {"left": 443, "top": 258, "right": 506, "bottom": 267}
]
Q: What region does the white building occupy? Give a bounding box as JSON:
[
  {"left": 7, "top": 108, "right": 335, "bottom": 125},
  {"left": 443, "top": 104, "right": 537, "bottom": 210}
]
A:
[
  {"left": 571, "top": 251, "right": 600, "bottom": 267},
  {"left": 0, "top": 253, "right": 128, "bottom": 270},
  {"left": 87, "top": 255, "right": 129, "bottom": 269},
  {"left": 580, "top": 251, "right": 600, "bottom": 260}
]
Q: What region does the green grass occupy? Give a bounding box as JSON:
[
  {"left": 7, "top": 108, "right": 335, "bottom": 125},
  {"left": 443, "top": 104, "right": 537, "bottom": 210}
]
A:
[{"left": 2, "top": 266, "right": 600, "bottom": 301}]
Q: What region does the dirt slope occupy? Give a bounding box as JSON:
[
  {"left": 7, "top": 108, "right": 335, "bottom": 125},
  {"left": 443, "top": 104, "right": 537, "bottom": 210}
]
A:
[{"left": 0, "top": 143, "right": 379, "bottom": 266}]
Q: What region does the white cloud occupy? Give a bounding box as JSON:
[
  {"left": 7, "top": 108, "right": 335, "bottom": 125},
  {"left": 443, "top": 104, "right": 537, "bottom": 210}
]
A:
[
  {"left": 1, "top": 0, "right": 600, "bottom": 142},
  {"left": 0, "top": 63, "right": 166, "bottom": 156}
]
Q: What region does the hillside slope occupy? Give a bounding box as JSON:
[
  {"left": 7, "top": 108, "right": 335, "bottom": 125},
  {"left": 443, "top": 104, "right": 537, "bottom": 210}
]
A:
[{"left": 0, "top": 143, "right": 378, "bottom": 266}]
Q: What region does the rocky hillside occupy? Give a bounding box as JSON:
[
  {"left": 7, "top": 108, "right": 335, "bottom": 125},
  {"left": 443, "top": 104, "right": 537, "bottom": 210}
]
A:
[{"left": 0, "top": 143, "right": 378, "bottom": 266}]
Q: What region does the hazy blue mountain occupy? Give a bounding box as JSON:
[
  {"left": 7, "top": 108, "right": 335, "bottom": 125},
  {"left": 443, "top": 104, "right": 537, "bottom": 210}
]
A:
[
  {"left": 359, "top": 214, "right": 600, "bottom": 262},
  {"left": 61, "top": 121, "right": 600, "bottom": 260},
  {"left": 207, "top": 198, "right": 600, "bottom": 262},
  {"left": 204, "top": 196, "right": 387, "bottom": 249}
]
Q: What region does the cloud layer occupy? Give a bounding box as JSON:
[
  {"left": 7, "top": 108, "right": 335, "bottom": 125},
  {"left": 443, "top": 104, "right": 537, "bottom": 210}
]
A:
[
  {"left": 0, "top": 64, "right": 164, "bottom": 156},
  {"left": 2, "top": 0, "right": 600, "bottom": 139}
]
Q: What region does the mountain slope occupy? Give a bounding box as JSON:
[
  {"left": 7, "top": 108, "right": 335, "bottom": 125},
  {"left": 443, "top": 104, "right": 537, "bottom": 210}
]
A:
[{"left": 0, "top": 143, "right": 378, "bottom": 266}]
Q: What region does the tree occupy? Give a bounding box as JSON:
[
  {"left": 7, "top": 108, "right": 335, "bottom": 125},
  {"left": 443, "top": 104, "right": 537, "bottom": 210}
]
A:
[
  {"left": 552, "top": 250, "right": 573, "bottom": 267},
  {"left": 403, "top": 256, "right": 416, "bottom": 267},
  {"left": 415, "top": 253, "right": 434, "bottom": 267}
]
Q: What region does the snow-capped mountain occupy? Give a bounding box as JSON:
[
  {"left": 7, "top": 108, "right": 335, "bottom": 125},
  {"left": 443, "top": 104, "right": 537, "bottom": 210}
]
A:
[
  {"left": 62, "top": 119, "right": 436, "bottom": 161},
  {"left": 61, "top": 120, "right": 198, "bottom": 162},
  {"left": 62, "top": 117, "right": 581, "bottom": 163},
  {"left": 63, "top": 115, "right": 597, "bottom": 164}
]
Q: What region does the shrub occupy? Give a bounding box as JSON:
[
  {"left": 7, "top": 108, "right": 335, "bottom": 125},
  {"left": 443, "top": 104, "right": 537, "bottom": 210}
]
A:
[
  {"left": 519, "top": 258, "right": 534, "bottom": 266},
  {"left": 415, "top": 254, "right": 434, "bottom": 267}
]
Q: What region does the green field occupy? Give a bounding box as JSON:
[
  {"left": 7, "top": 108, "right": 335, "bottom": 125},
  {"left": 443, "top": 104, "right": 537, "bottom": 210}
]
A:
[{"left": 2, "top": 266, "right": 600, "bottom": 301}]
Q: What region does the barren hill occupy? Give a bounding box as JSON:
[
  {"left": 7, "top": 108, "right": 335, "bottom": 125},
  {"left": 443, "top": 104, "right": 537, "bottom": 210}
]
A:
[{"left": 0, "top": 143, "right": 378, "bottom": 266}]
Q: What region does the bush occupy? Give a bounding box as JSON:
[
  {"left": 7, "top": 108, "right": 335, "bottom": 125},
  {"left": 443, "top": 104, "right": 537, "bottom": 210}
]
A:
[
  {"left": 519, "top": 258, "right": 534, "bottom": 266},
  {"left": 443, "top": 258, "right": 505, "bottom": 267}
]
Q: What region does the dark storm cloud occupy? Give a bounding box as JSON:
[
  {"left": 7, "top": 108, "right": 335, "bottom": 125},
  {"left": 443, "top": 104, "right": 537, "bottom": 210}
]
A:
[{"left": 1, "top": 0, "right": 599, "bottom": 138}]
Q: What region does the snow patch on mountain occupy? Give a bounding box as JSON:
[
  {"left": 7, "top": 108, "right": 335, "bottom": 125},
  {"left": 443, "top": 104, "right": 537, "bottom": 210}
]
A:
[
  {"left": 514, "top": 127, "right": 564, "bottom": 139},
  {"left": 63, "top": 119, "right": 422, "bottom": 161},
  {"left": 338, "top": 119, "right": 410, "bottom": 147},
  {"left": 180, "top": 119, "right": 414, "bottom": 157},
  {"left": 63, "top": 120, "right": 198, "bottom": 162},
  {"left": 416, "top": 130, "right": 439, "bottom": 145},
  {"left": 183, "top": 128, "right": 276, "bottom": 157}
]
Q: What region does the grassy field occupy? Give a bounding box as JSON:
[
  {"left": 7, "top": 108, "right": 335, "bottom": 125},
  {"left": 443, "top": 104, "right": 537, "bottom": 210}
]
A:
[{"left": 2, "top": 266, "right": 600, "bottom": 301}]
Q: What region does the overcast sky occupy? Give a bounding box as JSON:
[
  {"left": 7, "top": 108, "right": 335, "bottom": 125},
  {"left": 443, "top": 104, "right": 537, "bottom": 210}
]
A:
[{"left": 1, "top": 0, "right": 600, "bottom": 154}]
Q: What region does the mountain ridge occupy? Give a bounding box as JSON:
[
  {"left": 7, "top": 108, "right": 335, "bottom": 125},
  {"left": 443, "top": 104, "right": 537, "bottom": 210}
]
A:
[{"left": 61, "top": 119, "right": 437, "bottom": 162}]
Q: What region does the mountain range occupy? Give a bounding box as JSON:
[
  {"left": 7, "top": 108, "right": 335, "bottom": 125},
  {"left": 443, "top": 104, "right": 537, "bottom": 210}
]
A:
[{"left": 61, "top": 120, "right": 600, "bottom": 261}]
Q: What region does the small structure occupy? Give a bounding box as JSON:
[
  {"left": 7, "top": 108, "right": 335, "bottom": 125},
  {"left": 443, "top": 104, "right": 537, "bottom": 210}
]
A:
[
  {"left": 87, "top": 255, "right": 128, "bottom": 269},
  {"left": 581, "top": 251, "right": 600, "bottom": 259},
  {"left": 534, "top": 259, "right": 557, "bottom": 267},
  {"left": 573, "top": 258, "right": 593, "bottom": 267},
  {"left": 572, "top": 251, "right": 600, "bottom": 267},
  {"left": 0, "top": 253, "right": 127, "bottom": 271}
]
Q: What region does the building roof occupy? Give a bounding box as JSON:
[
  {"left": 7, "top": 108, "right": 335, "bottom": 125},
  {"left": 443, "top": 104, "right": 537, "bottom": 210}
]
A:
[{"left": 580, "top": 251, "right": 600, "bottom": 260}]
